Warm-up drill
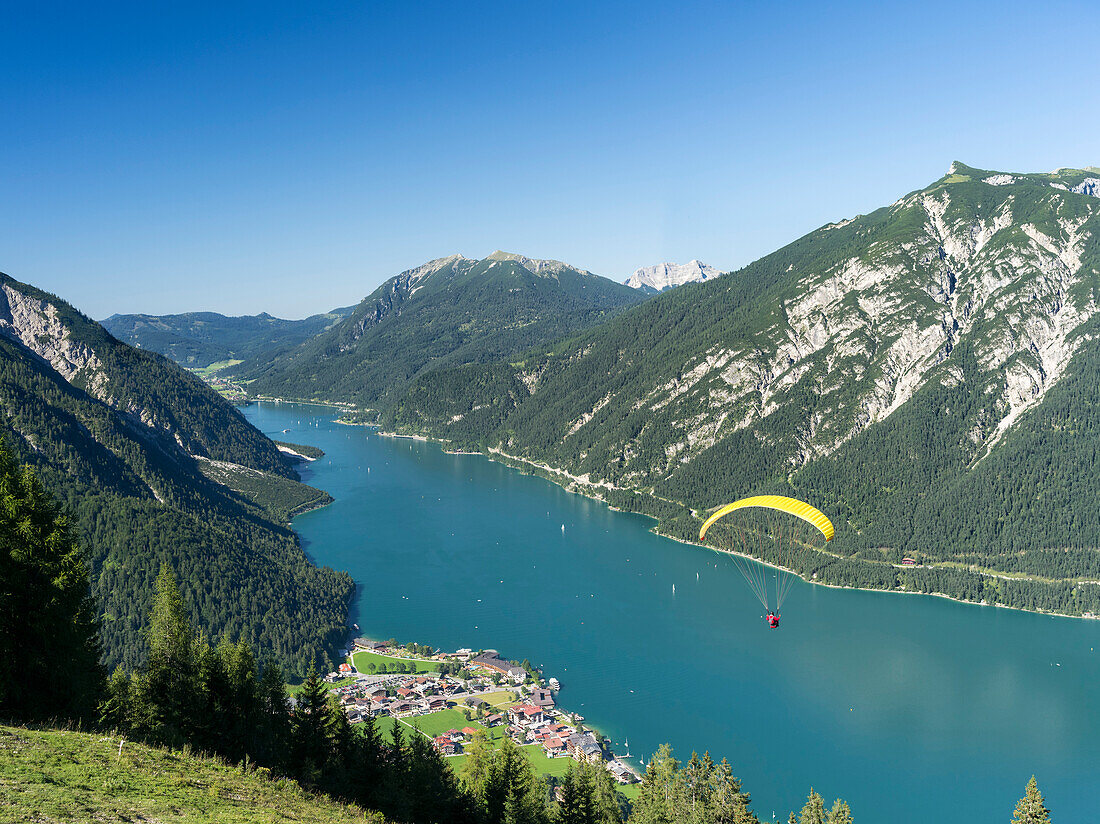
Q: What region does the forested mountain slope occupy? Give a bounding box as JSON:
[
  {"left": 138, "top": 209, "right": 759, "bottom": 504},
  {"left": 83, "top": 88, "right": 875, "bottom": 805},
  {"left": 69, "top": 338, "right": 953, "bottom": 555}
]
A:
[
  {"left": 386, "top": 164, "right": 1100, "bottom": 615},
  {"left": 236, "top": 251, "right": 648, "bottom": 410},
  {"left": 102, "top": 306, "right": 354, "bottom": 369},
  {"left": 0, "top": 273, "right": 352, "bottom": 673}
]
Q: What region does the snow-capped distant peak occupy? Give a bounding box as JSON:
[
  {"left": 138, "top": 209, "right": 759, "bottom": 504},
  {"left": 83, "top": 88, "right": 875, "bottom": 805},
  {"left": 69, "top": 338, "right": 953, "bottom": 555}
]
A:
[{"left": 625, "top": 260, "right": 721, "bottom": 293}]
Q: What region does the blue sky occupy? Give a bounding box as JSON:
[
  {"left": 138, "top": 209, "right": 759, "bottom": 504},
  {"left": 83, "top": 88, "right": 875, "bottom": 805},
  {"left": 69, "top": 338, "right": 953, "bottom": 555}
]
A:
[{"left": 3, "top": 0, "right": 1098, "bottom": 318}]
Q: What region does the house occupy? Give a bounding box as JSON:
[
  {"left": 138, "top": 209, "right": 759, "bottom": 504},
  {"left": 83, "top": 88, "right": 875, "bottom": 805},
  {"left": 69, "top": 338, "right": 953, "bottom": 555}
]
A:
[
  {"left": 531, "top": 688, "right": 554, "bottom": 707},
  {"left": 577, "top": 742, "right": 603, "bottom": 764},
  {"left": 461, "top": 727, "right": 479, "bottom": 737},
  {"left": 391, "top": 700, "right": 414, "bottom": 715},
  {"left": 433, "top": 736, "right": 459, "bottom": 755},
  {"left": 464, "top": 696, "right": 488, "bottom": 708},
  {"left": 338, "top": 663, "right": 353, "bottom": 674},
  {"left": 485, "top": 713, "right": 503, "bottom": 727},
  {"left": 609, "top": 761, "right": 636, "bottom": 784},
  {"left": 396, "top": 688, "right": 414, "bottom": 698},
  {"left": 566, "top": 733, "right": 603, "bottom": 764},
  {"left": 368, "top": 687, "right": 387, "bottom": 701},
  {"left": 543, "top": 737, "right": 566, "bottom": 758},
  {"left": 428, "top": 697, "right": 448, "bottom": 710},
  {"left": 513, "top": 705, "right": 545, "bottom": 724},
  {"left": 507, "top": 666, "right": 528, "bottom": 684},
  {"left": 902, "top": 557, "right": 918, "bottom": 566}
]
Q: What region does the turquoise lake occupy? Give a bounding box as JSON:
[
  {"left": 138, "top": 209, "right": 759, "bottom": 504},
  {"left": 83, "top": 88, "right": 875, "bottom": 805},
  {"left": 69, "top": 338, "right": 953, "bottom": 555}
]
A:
[{"left": 246, "top": 402, "right": 1100, "bottom": 823}]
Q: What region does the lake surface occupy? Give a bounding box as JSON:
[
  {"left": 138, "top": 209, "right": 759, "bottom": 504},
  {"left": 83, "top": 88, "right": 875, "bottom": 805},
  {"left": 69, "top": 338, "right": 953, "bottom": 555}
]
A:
[{"left": 247, "top": 402, "right": 1100, "bottom": 823}]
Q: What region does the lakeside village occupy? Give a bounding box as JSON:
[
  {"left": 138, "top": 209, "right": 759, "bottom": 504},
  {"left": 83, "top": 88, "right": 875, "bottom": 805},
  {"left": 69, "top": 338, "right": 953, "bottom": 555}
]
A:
[{"left": 315, "top": 637, "right": 640, "bottom": 788}]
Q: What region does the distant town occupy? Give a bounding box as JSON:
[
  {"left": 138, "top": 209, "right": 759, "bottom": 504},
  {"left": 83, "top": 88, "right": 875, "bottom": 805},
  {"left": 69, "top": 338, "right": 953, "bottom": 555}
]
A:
[{"left": 319, "top": 636, "right": 639, "bottom": 788}]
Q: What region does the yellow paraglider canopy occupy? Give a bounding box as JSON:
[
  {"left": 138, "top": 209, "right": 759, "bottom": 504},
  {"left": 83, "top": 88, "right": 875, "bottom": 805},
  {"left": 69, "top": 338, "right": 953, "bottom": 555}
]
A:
[{"left": 699, "top": 495, "right": 834, "bottom": 543}]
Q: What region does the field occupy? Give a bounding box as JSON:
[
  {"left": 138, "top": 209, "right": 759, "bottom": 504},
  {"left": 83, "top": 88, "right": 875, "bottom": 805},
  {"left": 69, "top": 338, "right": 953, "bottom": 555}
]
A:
[
  {"left": 372, "top": 708, "right": 507, "bottom": 742},
  {"left": 0, "top": 724, "right": 385, "bottom": 823},
  {"left": 446, "top": 744, "right": 575, "bottom": 779},
  {"left": 193, "top": 359, "right": 244, "bottom": 377},
  {"left": 477, "top": 689, "right": 519, "bottom": 708},
  {"left": 351, "top": 650, "right": 442, "bottom": 674},
  {"left": 401, "top": 708, "right": 477, "bottom": 737},
  {"left": 287, "top": 677, "right": 354, "bottom": 696}
]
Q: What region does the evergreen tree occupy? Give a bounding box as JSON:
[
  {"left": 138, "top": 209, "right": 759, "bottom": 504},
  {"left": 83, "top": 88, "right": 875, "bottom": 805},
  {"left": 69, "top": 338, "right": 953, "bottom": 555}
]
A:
[
  {"left": 99, "top": 665, "right": 133, "bottom": 731},
  {"left": 630, "top": 744, "right": 680, "bottom": 824},
  {"left": 291, "top": 665, "right": 331, "bottom": 782},
  {"left": 0, "top": 442, "right": 102, "bottom": 722},
  {"left": 1011, "top": 776, "right": 1051, "bottom": 824},
  {"left": 256, "top": 656, "right": 290, "bottom": 766},
  {"left": 586, "top": 760, "right": 625, "bottom": 824},
  {"left": 826, "top": 799, "right": 852, "bottom": 824},
  {"left": 711, "top": 758, "right": 755, "bottom": 824},
  {"left": 353, "top": 712, "right": 386, "bottom": 810},
  {"left": 134, "top": 564, "right": 198, "bottom": 745},
  {"left": 798, "top": 790, "right": 827, "bottom": 824}
]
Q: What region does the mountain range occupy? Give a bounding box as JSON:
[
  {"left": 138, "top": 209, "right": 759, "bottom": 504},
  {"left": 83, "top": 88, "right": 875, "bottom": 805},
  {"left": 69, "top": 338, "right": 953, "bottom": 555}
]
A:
[
  {"left": 380, "top": 163, "right": 1100, "bottom": 615},
  {"left": 232, "top": 250, "right": 648, "bottom": 410},
  {"left": 102, "top": 306, "right": 355, "bottom": 370},
  {"left": 0, "top": 273, "right": 351, "bottom": 673}
]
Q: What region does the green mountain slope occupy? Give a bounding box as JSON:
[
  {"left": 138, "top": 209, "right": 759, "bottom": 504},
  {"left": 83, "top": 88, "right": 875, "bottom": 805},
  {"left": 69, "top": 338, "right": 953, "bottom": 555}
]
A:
[
  {"left": 0, "top": 725, "right": 386, "bottom": 823},
  {"left": 236, "top": 251, "right": 649, "bottom": 410},
  {"left": 385, "top": 164, "right": 1100, "bottom": 615},
  {"left": 0, "top": 273, "right": 352, "bottom": 673},
  {"left": 102, "top": 306, "right": 355, "bottom": 370}
]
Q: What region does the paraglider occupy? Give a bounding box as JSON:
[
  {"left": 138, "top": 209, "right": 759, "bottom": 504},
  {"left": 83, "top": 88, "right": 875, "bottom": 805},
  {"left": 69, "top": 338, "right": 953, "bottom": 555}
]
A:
[{"left": 698, "top": 495, "right": 834, "bottom": 627}]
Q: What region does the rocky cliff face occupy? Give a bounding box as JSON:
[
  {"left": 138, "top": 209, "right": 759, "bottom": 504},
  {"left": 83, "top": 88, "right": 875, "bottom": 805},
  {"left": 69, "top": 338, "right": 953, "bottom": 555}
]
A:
[
  {"left": 0, "top": 272, "right": 293, "bottom": 476},
  {"left": 391, "top": 164, "right": 1100, "bottom": 500},
  {"left": 0, "top": 282, "right": 108, "bottom": 395},
  {"left": 588, "top": 165, "right": 1100, "bottom": 485},
  {"left": 625, "top": 259, "right": 722, "bottom": 293}
]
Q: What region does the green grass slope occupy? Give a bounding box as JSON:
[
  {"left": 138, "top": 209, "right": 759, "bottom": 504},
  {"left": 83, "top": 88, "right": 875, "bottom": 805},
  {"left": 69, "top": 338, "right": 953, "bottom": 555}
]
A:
[{"left": 0, "top": 725, "right": 385, "bottom": 823}]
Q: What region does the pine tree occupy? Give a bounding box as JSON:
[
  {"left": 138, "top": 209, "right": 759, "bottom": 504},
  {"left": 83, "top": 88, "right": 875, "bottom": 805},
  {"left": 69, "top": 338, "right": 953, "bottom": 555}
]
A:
[
  {"left": 354, "top": 711, "right": 386, "bottom": 810},
  {"left": 798, "top": 790, "right": 827, "bottom": 824},
  {"left": 291, "top": 664, "right": 331, "bottom": 782},
  {"left": 826, "top": 799, "right": 852, "bottom": 824},
  {"left": 256, "top": 656, "right": 290, "bottom": 766},
  {"left": 135, "top": 564, "right": 198, "bottom": 745},
  {"left": 1011, "top": 776, "right": 1050, "bottom": 824},
  {"left": 99, "top": 665, "right": 133, "bottom": 731},
  {"left": 587, "top": 760, "right": 625, "bottom": 824},
  {"left": 712, "top": 758, "right": 754, "bottom": 824},
  {"left": 630, "top": 744, "right": 680, "bottom": 824},
  {"left": 0, "top": 443, "right": 102, "bottom": 722}
]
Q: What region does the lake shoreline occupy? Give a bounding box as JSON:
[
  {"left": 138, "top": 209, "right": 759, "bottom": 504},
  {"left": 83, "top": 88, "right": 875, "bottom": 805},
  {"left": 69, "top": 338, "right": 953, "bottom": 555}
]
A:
[
  {"left": 367, "top": 423, "right": 1097, "bottom": 623},
  {"left": 259, "top": 400, "right": 1096, "bottom": 622}
]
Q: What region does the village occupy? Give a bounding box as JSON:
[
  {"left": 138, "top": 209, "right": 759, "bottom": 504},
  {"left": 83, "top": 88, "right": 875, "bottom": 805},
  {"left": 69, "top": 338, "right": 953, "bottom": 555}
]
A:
[{"left": 320, "top": 638, "right": 639, "bottom": 789}]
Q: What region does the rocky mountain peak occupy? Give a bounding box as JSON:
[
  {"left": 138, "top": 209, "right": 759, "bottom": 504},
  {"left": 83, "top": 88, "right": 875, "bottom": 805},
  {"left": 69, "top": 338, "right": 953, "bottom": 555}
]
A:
[
  {"left": 624, "top": 260, "right": 722, "bottom": 293},
  {"left": 485, "top": 250, "right": 577, "bottom": 276}
]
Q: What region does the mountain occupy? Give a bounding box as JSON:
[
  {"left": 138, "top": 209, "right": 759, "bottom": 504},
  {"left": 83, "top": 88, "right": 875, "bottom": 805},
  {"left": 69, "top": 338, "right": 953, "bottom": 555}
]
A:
[
  {"left": 0, "top": 272, "right": 352, "bottom": 673},
  {"left": 235, "top": 250, "right": 648, "bottom": 410},
  {"left": 101, "top": 306, "right": 355, "bottom": 370},
  {"left": 624, "top": 259, "right": 723, "bottom": 293},
  {"left": 385, "top": 163, "right": 1100, "bottom": 616}
]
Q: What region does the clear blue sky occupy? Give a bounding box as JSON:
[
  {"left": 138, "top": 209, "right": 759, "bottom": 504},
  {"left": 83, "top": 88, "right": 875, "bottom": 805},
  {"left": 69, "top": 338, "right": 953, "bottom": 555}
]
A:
[{"left": 3, "top": 0, "right": 1098, "bottom": 319}]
